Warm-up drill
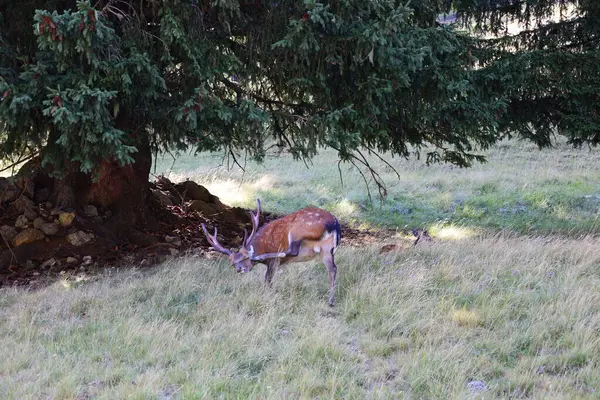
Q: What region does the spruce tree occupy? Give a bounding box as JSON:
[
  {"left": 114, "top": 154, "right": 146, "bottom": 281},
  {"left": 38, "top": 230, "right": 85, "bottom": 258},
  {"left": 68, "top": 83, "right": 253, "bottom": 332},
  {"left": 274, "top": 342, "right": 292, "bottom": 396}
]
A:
[{"left": 1, "top": 0, "right": 597, "bottom": 236}]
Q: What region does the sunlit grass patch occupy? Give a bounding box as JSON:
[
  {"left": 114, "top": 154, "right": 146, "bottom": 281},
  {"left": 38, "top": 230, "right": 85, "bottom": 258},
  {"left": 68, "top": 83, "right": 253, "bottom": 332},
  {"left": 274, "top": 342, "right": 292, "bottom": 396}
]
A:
[
  {"left": 451, "top": 308, "right": 482, "bottom": 327},
  {"left": 154, "top": 138, "right": 600, "bottom": 235}
]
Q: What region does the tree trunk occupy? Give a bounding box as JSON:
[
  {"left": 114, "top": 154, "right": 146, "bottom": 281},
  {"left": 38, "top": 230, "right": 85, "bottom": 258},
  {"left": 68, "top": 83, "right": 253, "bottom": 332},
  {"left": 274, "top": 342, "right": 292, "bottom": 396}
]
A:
[{"left": 46, "top": 115, "right": 155, "bottom": 244}]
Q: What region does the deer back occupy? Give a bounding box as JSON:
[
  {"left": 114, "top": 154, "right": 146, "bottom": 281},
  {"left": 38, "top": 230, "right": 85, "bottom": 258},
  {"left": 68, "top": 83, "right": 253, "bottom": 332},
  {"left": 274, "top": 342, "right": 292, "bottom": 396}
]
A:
[{"left": 250, "top": 207, "right": 340, "bottom": 255}]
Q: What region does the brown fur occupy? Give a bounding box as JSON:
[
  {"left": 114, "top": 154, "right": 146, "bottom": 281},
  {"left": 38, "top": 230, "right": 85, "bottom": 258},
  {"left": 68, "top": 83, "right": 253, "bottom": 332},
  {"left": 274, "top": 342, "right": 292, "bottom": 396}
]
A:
[{"left": 250, "top": 206, "right": 338, "bottom": 255}]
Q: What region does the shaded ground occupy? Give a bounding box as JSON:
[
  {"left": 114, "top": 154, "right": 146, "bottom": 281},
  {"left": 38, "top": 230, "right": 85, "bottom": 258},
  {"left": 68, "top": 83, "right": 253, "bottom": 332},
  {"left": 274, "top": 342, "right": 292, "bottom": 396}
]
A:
[{"left": 1, "top": 176, "right": 405, "bottom": 288}]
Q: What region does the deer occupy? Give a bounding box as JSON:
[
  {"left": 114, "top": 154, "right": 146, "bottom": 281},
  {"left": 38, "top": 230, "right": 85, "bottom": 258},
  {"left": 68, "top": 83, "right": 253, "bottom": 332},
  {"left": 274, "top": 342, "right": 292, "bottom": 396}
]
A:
[{"left": 201, "top": 199, "right": 342, "bottom": 306}]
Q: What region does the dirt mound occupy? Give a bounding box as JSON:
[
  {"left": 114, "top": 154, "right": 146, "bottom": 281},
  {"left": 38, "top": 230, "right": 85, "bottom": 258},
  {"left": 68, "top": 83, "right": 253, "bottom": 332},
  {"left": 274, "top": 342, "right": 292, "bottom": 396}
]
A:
[
  {"left": 0, "top": 174, "right": 275, "bottom": 287},
  {"left": 0, "top": 174, "right": 409, "bottom": 288}
]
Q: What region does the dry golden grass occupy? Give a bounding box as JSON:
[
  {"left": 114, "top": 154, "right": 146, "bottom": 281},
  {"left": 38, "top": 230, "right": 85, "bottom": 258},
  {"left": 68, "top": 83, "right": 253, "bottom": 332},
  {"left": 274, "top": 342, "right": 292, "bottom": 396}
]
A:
[
  {"left": 1, "top": 234, "right": 600, "bottom": 398},
  {"left": 2, "top": 139, "right": 600, "bottom": 398}
]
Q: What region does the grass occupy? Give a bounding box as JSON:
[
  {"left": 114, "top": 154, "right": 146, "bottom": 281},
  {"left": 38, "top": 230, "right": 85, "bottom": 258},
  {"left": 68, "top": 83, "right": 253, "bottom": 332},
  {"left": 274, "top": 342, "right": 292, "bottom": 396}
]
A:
[
  {"left": 2, "top": 235, "right": 600, "bottom": 398},
  {"left": 2, "top": 139, "right": 600, "bottom": 398},
  {"left": 153, "top": 138, "right": 600, "bottom": 235}
]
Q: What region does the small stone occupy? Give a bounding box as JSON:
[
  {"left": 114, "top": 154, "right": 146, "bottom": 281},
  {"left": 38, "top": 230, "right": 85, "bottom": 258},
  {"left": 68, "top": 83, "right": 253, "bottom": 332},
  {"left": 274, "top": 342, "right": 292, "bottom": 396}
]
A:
[
  {"left": 165, "top": 236, "right": 182, "bottom": 247},
  {"left": 151, "top": 188, "right": 173, "bottom": 207},
  {"left": 467, "top": 381, "right": 487, "bottom": 394},
  {"left": 13, "top": 228, "right": 45, "bottom": 246},
  {"left": 0, "top": 188, "right": 19, "bottom": 203},
  {"left": 13, "top": 196, "right": 35, "bottom": 213},
  {"left": 83, "top": 205, "right": 99, "bottom": 217},
  {"left": 23, "top": 208, "right": 37, "bottom": 221},
  {"left": 0, "top": 225, "right": 18, "bottom": 242},
  {"left": 66, "top": 257, "right": 78, "bottom": 264},
  {"left": 40, "top": 222, "right": 59, "bottom": 236},
  {"left": 33, "top": 218, "right": 45, "bottom": 229},
  {"left": 58, "top": 212, "right": 76, "bottom": 227},
  {"left": 40, "top": 258, "right": 57, "bottom": 268},
  {"left": 66, "top": 231, "right": 95, "bottom": 246},
  {"left": 168, "top": 248, "right": 180, "bottom": 256},
  {"left": 82, "top": 255, "right": 92, "bottom": 265},
  {"left": 15, "top": 215, "right": 29, "bottom": 229},
  {"left": 13, "top": 177, "right": 34, "bottom": 198}
]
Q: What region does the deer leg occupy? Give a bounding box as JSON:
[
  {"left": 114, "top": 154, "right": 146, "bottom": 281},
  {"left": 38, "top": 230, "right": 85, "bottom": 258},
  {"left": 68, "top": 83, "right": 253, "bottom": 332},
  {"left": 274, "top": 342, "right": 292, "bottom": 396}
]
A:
[
  {"left": 265, "top": 258, "right": 280, "bottom": 286},
  {"left": 285, "top": 240, "right": 302, "bottom": 257},
  {"left": 323, "top": 249, "right": 338, "bottom": 307}
]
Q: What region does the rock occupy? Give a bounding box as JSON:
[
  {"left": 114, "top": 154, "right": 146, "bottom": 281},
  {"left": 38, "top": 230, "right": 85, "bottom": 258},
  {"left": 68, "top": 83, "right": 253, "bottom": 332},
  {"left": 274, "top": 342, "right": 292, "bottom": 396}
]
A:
[
  {"left": 23, "top": 207, "right": 37, "bottom": 221},
  {"left": 66, "top": 231, "right": 95, "bottom": 246},
  {"left": 82, "top": 255, "right": 92, "bottom": 265},
  {"left": 0, "top": 187, "right": 19, "bottom": 203},
  {"left": 39, "top": 222, "right": 59, "bottom": 236},
  {"left": 165, "top": 235, "right": 182, "bottom": 247},
  {"left": 13, "top": 176, "right": 34, "bottom": 198},
  {"left": 151, "top": 188, "right": 173, "bottom": 207},
  {"left": 0, "top": 177, "right": 33, "bottom": 203},
  {"left": 0, "top": 177, "right": 28, "bottom": 203},
  {"left": 34, "top": 187, "right": 51, "bottom": 203},
  {"left": 13, "top": 196, "right": 35, "bottom": 213},
  {"left": 467, "top": 381, "right": 487, "bottom": 394},
  {"left": 177, "top": 181, "right": 214, "bottom": 203},
  {"left": 189, "top": 200, "right": 218, "bottom": 216},
  {"left": 66, "top": 257, "right": 78, "bottom": 264},
  {"left": 15, "top": 215, "right": 29, "bottom": 229},
  {"left": 40, "top": 258, "right": 58, "bottom": 268},
  {"left": 58, "top": 212, "right": 76, "bottom": 227},
  {"left": 168, "top": 248, "right": 180, "bottom": 256},
  {"left": 0, "top": 225, "right": 18, "bottom": 242},
  {"left": 33, "top": 218, "right": 44, "bottom": 229},
  {"left": 83, "top": 205, "right": 99, "bottom": 217},
  {"left": 13, "top": 228, "right": 46, "bottom": 246}
]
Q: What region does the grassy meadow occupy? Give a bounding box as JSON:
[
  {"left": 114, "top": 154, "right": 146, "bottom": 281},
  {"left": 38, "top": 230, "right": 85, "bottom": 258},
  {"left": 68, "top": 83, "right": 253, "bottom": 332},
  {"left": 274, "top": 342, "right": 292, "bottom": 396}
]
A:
[{"left": 2, "top": 139, "right": 600, "bottom": 399}]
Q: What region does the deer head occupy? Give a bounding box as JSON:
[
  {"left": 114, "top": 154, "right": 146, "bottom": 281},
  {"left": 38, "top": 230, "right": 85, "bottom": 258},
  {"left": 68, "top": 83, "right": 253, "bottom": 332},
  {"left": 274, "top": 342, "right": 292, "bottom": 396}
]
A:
[{"left": 201, "top": 199, "right": 285, "bottom": 273}]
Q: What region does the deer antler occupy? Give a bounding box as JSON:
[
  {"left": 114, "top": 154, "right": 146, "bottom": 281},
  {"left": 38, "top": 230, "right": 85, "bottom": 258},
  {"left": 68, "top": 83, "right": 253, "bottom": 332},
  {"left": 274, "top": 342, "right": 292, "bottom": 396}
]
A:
[
  {"left": 244, "top": 199, "right": 262, "bottom": 248},
  {"left": 201, "top": 223, "right": 232, "bottom": 255}
]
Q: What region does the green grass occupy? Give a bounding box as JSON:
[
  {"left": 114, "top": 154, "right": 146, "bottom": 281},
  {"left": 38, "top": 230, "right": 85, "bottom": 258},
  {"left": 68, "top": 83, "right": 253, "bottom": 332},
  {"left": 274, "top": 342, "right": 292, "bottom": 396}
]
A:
[
  {"left": 153, "top": 138, "right": 600, "bottom": 235},
  {"left": 2, "top": 139, "right": 600, "bottom": 398}
]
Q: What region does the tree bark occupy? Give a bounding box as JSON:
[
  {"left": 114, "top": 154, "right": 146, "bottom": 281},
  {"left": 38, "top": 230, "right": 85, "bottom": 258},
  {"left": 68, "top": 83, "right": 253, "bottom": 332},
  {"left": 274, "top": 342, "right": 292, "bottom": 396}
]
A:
[{"left": 42, "top": 114, "right": 155, "bottom": 243}]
